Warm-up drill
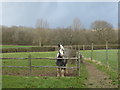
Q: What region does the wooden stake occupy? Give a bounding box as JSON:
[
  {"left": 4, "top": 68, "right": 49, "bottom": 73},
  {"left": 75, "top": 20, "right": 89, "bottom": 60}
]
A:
[
  {"left": 91, "top": 43, "right": 93, "bottom": 60},
  {"left": 106, "top": 41, "right": 109, "bottom": 66},
  {"left": 28, "top": 54, "right": 32, "bottom": 76}
]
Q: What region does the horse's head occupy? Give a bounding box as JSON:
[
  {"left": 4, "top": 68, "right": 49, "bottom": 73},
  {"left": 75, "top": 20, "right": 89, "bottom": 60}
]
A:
[
  {"left": 58, "top": 44, "right": 64, "bottom": 51},
  {"left": 58, "top": 44, "right": 64, "bottom": 58}
]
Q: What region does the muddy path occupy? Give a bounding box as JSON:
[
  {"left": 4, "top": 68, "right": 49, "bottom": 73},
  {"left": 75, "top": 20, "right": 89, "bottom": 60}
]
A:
[
  {"left": 84, "top": 61, "right": 117, "bottom": 88},
  {"left": 2, "top": 68, "right": 77, "bottom": 77}
]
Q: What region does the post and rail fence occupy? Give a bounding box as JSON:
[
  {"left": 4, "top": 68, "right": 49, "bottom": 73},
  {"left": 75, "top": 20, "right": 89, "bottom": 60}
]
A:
[
  {"left": 1, "top": 52, "right": 81, "bottom": 76},
  {"left": 1, "top": 42, "right": 118, "bottom": 76}
]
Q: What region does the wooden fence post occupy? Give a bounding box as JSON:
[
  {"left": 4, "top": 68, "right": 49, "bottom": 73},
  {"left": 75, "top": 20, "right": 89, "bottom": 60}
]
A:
[
  {"left": 83, "top": 45, "right": 85, "bottom": 56},
  {"left": 106, "top": 41, "right": 109, "bottom": 66},
  {"left": 83, "top": 45, "right": 85, "bottom": 51},
  {"left": 78, "top": 50, "right": 80, "bottom": 76},
  {"left": 91, "top": 43, "right": 93, "bottom": 60},
  {"left": 77, "top": 55, "right": 79, "bottom": 76},
  {"left": 77, "top": 45, "right": 80, "bottom": 76},
  {"left": 28, "top": 54, "right": 32, "bottom": 76}
]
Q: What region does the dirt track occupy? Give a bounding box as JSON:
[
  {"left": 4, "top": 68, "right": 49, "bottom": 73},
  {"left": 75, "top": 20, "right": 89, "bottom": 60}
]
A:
[{"left": 84, "top": 61, "right": 117, "bottom": 88}]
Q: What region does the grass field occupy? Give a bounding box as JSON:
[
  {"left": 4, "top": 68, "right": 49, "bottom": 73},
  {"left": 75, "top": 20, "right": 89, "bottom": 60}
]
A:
[
  {"left": 2, "top": 51, "right": 88, "bottom": 88},
  {"left": 2, "top": 49, "right": 118, "bottom": 88},
  {"left": 80, "top": 49, "right": 118, "bottom": 70}
]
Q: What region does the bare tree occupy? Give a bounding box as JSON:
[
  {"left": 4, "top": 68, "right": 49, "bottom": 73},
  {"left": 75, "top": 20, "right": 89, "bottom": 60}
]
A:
[
  {"left": 1, "top": 19, "right": 118, "bottom": 45},
  {"left": 34, "top": 19, "right": 49, "bottom": 46},
  {"left": 71, "top": 18, "right": 83, "bottom": 30},
  {"left": 91, "top": 20, "right": 113, "bottom": 43},
  {"left": 36, "top": 19, "right": 49, "bottom": 29}
]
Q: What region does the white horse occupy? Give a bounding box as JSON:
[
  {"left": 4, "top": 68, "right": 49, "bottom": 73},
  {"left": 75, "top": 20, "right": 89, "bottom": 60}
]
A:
[{"left": 56, "top": 44, "right": 67, "bottom": 77}]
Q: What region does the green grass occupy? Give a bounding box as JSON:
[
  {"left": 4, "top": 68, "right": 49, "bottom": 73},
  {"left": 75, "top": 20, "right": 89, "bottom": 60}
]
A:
[
  {"left": 2, "top": 51, "right": 57, "bottom": 58},
  {"left": 3, "top": 68, "right": 87, "bottom": 88},
  {"left": 80, "top": 49, "right": 118, "bottom": 70},
  {"left": 1, "top": 45, "right": 37, "bottom": 49},
  {"left": 2, "top": 52, "right": 57, "bottom": 66}
]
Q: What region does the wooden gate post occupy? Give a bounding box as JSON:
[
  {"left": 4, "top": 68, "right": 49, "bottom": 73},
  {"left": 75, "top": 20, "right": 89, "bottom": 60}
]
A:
[
  {"left": 91, "top": 43, "right": 93, "bottom": 60},
  {"left": 28, "top": 54, "right": 32, "bottom": 76}
]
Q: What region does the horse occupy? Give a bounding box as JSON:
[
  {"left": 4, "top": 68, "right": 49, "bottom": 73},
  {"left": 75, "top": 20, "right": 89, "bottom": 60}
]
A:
[{"left": 56, "top": 44, "right": 67, "bottom": 77}]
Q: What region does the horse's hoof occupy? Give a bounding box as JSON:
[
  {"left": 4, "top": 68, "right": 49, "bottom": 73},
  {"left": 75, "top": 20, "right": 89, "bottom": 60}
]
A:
[
  {"left": 57, "top": 74, "right": 60, "bottom": 77},
  {"left": 61, "top": 75, "right": 65, "bottom": 77},
  {"left": 66, "top": 71, "right": 68, "bottom": 74}
]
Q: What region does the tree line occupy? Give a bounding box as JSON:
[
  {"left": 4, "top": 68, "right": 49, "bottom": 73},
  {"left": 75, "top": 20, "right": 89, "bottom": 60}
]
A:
[{"left": 1, "top": 19, "right": 118, "bottom": 46}]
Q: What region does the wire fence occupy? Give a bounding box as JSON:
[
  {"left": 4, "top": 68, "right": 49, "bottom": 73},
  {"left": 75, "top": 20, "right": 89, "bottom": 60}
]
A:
[{"left": 79, "top": 42, "right": 118, "bottom": 71}]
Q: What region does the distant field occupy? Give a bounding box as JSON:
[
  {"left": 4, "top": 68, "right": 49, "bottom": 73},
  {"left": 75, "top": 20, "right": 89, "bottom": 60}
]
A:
[
  {"left": 80, "top": 49, "right": 118, "bottom": 70},
  {"left": 1, "top": 45, "right": 37, "bottom": 48}
]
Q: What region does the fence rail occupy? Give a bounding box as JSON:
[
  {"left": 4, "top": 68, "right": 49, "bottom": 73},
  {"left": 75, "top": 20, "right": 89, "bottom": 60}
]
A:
[
  {"left": 0, "top": 57, "right": 77, "bottom": 60},
  {"left": 2, "top": 66, "right": 28, "bottom": 68},
  {"left": 32, "top": 66, "right": 77, "bottom": 68},
  {"left": 2, "top": 53, "right": 81, "bottom": 76},
  {"left": 2, "top": 66, "right": 77, "bottom": 68}
]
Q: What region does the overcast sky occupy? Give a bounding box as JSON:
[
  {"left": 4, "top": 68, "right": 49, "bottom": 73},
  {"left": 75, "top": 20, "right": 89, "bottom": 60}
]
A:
[{"left": 2, "top": 2, "right": 118, "bottom": 29}]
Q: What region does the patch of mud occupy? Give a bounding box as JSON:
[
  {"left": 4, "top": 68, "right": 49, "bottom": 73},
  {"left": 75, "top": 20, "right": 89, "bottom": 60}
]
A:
[{"left": 2, "top": 68, "right": 77, "bottom": 77}]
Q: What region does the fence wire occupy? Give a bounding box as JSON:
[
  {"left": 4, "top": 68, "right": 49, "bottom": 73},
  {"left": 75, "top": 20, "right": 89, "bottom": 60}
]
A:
[{"left": 80, "top": 44, "right": 118, "bottom": 71}]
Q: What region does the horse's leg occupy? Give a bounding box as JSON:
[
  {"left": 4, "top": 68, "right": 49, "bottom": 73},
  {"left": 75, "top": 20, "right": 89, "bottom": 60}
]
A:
[
  {"left": 61, "top": 68, "right": 65, "bottom": 77},
  {"left": 65, "top": 64, "right": 68, "bottom": 74},
  {"left": 64, "top": 59, "right": 68, "bottom": 74},
  {"left": 57, "top": 67, "right": 60, "bottom": 77}
]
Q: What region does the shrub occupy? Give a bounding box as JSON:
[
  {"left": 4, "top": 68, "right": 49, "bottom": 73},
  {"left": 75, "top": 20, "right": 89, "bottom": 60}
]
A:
[{"left": 2, "top": 47, "right": 56, "bottom": 53}]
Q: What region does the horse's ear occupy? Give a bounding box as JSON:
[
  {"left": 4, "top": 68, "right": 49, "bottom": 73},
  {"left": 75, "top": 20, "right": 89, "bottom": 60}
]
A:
[{"left": 58, "top": 44, "right": 60, "bottom": 47}]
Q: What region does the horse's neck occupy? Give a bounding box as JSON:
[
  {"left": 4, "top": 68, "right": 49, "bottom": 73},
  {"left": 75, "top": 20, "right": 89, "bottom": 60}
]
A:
[
  {"left": 58, "top": 49, "right": 63, "bottom": 58},
  {"left": 58, "top": 55, "right": 62, "bottom": 58}
]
